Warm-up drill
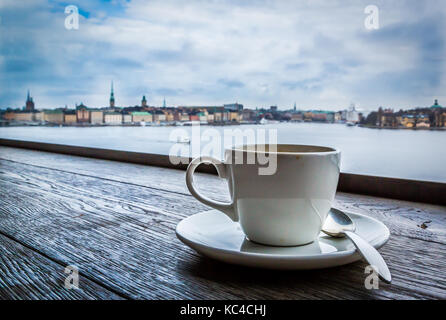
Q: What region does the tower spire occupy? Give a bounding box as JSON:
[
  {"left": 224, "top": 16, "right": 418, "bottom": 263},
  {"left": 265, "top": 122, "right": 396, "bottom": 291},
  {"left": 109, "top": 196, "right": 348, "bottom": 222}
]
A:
[
  {"left": 109, "top": 81, "right": 115, "bottom": 107},
  {"left": 25, "top": 89, "right": 35, "bottom": 111}
]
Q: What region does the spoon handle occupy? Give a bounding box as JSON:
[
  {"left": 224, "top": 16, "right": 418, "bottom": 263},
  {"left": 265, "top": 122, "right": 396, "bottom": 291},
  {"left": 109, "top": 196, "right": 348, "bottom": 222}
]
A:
[{"left": 344, "top": 230, "right": 392, "bottom": 284}]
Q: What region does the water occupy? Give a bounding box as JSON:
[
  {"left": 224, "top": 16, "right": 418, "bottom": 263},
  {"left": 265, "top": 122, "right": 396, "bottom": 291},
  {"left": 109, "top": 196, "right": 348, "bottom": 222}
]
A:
[{"left": 1, "top": 123, "right": 445, "bottom": 183}]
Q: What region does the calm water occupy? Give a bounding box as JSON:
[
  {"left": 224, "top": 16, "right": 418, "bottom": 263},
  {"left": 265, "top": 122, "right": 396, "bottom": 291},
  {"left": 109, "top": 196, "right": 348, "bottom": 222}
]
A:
[{"left": 1, "top": 123, "right": 445, "bottom": 182}]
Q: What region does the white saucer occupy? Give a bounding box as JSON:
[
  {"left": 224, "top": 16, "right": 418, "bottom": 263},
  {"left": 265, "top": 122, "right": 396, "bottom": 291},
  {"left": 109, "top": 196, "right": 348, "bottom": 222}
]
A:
[{"left": 176, "top": 209, "right": 390, "bottom": 270}]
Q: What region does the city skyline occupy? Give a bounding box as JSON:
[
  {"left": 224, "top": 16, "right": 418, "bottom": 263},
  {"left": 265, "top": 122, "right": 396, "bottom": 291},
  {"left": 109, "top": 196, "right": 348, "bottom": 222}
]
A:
[
  {"left": 5, "top": 85, "right": 443, "bottom": 113},
  {"left": 1, "top": 1, "right": 446, "bottom": 110}
]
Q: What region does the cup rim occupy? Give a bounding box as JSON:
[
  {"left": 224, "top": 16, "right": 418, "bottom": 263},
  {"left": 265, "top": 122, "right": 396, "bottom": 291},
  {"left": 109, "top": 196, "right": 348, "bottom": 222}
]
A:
[{"left": 226, "top": 144, "right": 340, "bottom": 156}]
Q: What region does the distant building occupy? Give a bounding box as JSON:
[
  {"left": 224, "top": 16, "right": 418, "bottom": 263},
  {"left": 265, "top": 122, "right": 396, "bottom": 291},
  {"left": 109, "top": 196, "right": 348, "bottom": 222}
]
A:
[
  {"left": 34, "top": 112, "right": 43, "bottom": 122},
  {"left": 64, "top": 110, "right": 77, "bottom": 124},
  {"left": 416, "top": 114, "right": 430, "bottom": 128},
  {"left": 25, "top": 90, "right": 35, "bottom": 111},
  {"left": 104, "top": 112, "right": 122, "bottom": 125},
  {"left": 141, "top": 95, "right": 147, "bottom": 107},
  {"left": 123, "top": 114, "right": 132, "bottom": 123},
  {"left": 346, "top": 104, "right": 359, "bottom": 124},
  {"left": 90, "top": 110, "right": 104, "bottom": 124},
  {"left": 197, "top": 112, "right": 207, "bottom": 122},
  {"left": 43, "top": 109, "right": 64, "bottom": 124},
  {"left": 132, "top": 111, "right": 153, "bottom": 123},
  {"left": 431, "top": 99, "right": 446, "bottom": 127},
  {"left": 378, "top": 108, "right": 398, "bottom": 127},
  {"left": 400, "top": 114, "right": 415, "bottom": 128},
  {"left": 291, "top": 112, "right": 303, "bottom": 122},
  {"left": 334, "top": 112, "right": 342, "bottom": 122},
  {"left": 241, "top": 109, "right": 256, "bottom": 121},
  {"left": 76, "top": 103, "right": 90, "bottom": 123},
  {"left": 154, "top": 110, "right": 166, "bottom": 122},
  {"left": 165, "top": 111, "right": 174, "bottom": 122},
  {"left": 14, "top": 112, "right": 34, "bottom": 122}
]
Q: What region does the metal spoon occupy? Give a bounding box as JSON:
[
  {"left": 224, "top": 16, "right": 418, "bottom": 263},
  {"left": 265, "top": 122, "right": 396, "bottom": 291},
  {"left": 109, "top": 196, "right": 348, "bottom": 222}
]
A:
[{"left": 322, "top": 208, "right": 391, "bottom": 283}]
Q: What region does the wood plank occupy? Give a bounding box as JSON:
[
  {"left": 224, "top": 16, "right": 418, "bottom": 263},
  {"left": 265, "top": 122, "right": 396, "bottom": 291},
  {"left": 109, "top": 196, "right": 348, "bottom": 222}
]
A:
[
  {"left": 0, "top": 157, "right": 445, "bottom": 299},
  {"left": 0, "top": 145, "right": 223, "bottom": 197},
  {"left": 1, "top": 157, "right": 444, "bottom": 244},
  {"left": 0, "top": 232, "right": 123, "bottom": 300}
]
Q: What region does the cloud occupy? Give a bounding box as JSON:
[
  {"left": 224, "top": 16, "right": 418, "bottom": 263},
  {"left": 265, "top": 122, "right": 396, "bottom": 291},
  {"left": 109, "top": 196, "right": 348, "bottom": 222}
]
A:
[{"left": 0, "top": 0, "right": 445, "bottom": 110}]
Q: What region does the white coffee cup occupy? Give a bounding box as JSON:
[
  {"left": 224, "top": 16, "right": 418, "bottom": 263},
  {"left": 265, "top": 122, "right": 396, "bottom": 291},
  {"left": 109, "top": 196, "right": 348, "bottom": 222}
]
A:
[{"left": 186, "top": 144, "right": 341, "bottom": 246}]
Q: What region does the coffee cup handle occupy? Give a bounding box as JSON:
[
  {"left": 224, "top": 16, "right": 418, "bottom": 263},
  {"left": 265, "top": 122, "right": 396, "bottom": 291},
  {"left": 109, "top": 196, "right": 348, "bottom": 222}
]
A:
[{"left": 186, "top": 156, "right": 237, "bottom": 222}]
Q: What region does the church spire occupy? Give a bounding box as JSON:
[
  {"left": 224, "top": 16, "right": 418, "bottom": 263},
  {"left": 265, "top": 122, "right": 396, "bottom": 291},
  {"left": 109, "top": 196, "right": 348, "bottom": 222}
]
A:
[
  {"left": 25, "top": 89, "right": 35, "bottom": 111},
  {"left": 109, "top": 81, "right": 115, "bottom": 107},
  {"left": 163, "top": 97, "right": 166, "bottom": 108}
]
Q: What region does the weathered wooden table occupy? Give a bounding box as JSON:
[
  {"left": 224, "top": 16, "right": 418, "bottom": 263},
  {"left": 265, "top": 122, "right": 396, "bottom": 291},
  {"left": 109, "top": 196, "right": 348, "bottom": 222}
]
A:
[{"left": 0, "top": 146, "right": 445, "bottom": 300}]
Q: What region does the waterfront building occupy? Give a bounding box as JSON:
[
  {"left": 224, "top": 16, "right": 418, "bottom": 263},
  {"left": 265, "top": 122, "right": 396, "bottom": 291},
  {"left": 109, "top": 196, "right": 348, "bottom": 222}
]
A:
[
  {"left": 43, "top": 109, "right": 64, "bottom": 124},
  {"left": 416, "top": 114, "right": 430, "bottom": 128},
  {"left": 104, "top": 112, "right": 123, "bottom": 125},
  {"left": 378, "top": 108, "right": 398, "bottom": 127},
  {"left": 64, "top": 110, "right": 77, "bottom": 124},
  {"left": 214, "top": 112, "right": 222, "bottom": 122},
  {"left": 431, "top": 99, "right": 445, "bottom": 127},
  {"left": 132, "top": 111, "right": 153, "bottom": 123},
  {"left": 14, "top": 112, "right": 34, "bottom": 122},
  {"left": 154, "top": 110, "right": 166, "bottom": 122},
  {"left": 76, "top": 103, "right": 90, "bottom": 123},
  {"left": 291, "top": 112, "right": 303, "bottom": 122},
  {"left": 165, "top": 111, "right": 174, "bottom": 122},
  {"left": 90, "top": 110, "right": 104, "bottom": 124},
  {"left": 346, "top": 105, "right": 359, "bottom": 124},
  {"left": 25, "top": 90, "right": 35, "bottom": 111},
  {"left": 303, "top": 111, "right": 313, "bottom": 121},
  {"left": 123, "top": 114, "right": 132, "bottom": 123},
  {"left": 228, "top": 111, "right": 240, "bottom": 122},
  {"left": 180, "top": 113, "right": 190, "bottom": 122},
  {"left": 34, "top": 112, "right": 43, "bottom": 122},
  {"left": 198, "top": 112, "right": 207, "bottom": 122},
  {"left": 334, "top": 112, "right": 342, "bottom": 122},
  {"left": 241, "top": 109, "right": 256, "bottom": 121},
  {"left": 311, "top": 111, "right": 328, "bottom": 122},
  {"left": 400, "top": 114, "right": 415, "bottom": 128},
  {"left": 2, "top": 111, "right": 16, "bottom": 121}
]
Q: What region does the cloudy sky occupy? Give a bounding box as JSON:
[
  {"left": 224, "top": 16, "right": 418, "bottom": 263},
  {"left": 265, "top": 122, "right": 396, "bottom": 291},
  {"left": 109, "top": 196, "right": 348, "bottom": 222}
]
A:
[{"left": 0, "top": 0, "right": 445, "bottom": 110}]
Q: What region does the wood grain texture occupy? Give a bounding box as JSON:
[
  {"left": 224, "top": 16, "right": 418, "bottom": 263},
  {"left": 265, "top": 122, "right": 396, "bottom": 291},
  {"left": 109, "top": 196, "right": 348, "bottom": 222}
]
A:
[
  {"left": 0, "top": 146, "right": 445, "bottom": 299},
  {"left": 0, "top": 232, "right": 123, "bottom": 300}
]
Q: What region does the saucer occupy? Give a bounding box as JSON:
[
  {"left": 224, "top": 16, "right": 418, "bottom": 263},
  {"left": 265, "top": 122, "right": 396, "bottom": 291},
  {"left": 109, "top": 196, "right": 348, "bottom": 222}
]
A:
[{"left": 176, "top": 209, "right": 390, "bottom": 270}]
